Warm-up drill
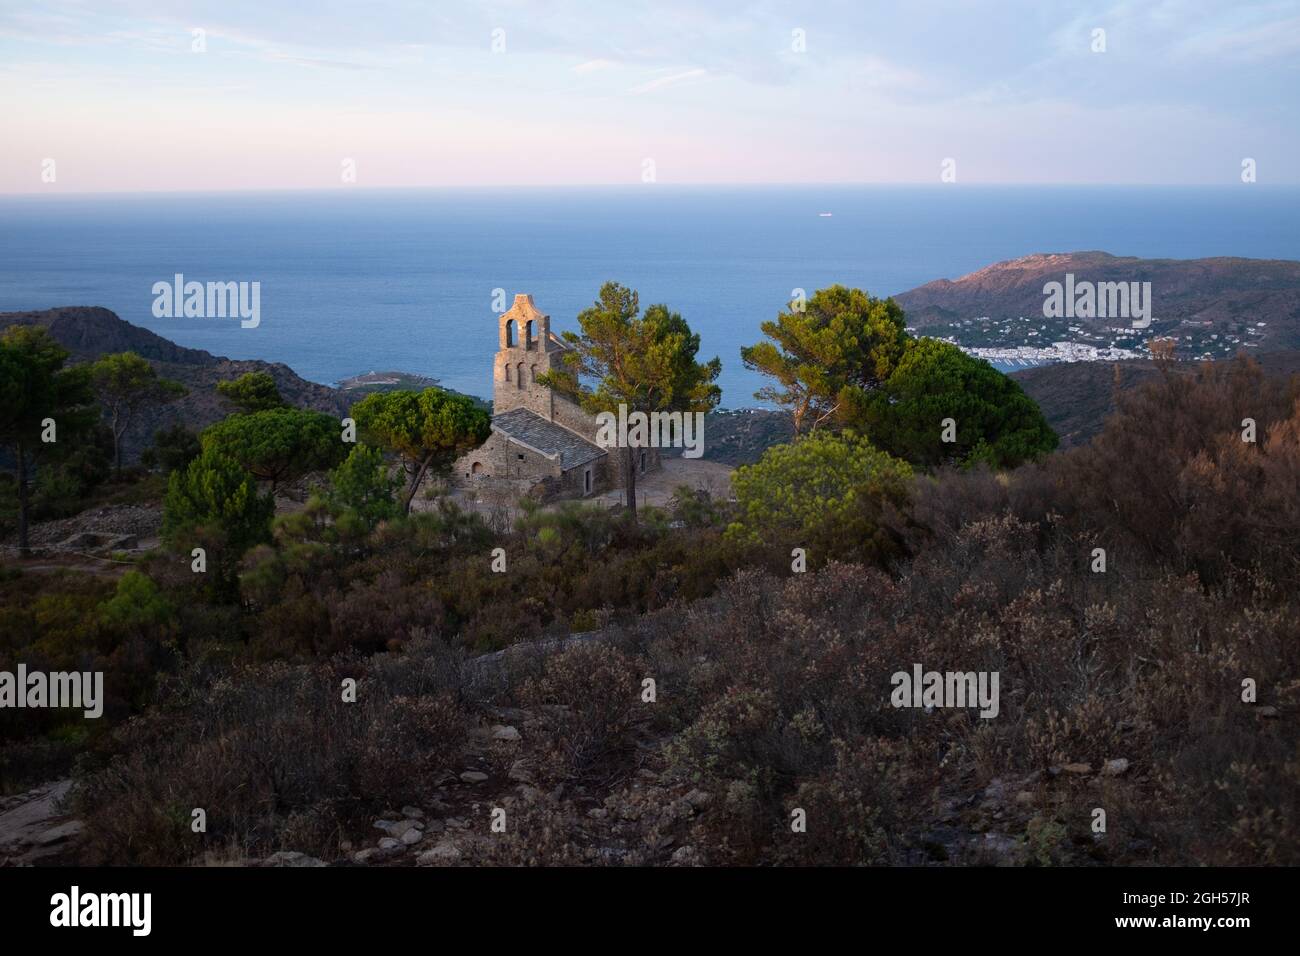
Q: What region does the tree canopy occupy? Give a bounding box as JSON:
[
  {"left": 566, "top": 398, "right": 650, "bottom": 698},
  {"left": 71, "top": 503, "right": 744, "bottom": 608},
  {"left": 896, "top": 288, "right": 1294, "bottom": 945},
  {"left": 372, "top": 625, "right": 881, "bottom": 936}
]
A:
[
  {"left": 201, "top": 407, "right": 346, "bottom": 494},
  {"left": 325, "top": 443, "right": 402, "bottom": 530},
  {"left": 90, "top": 351, "right": 186, "bottom": 472},
  {"left": 141, "top": 423, "right": 201, "bottom": 474},
  {"left": 742, "top": 286, "right": 1057, "bottom": 469},
  {"left": 162, "top": 446, "right": 275, "bottom": 568},
  {"left": 852, "top": 338, "right": 1058, "bottom": 468},
  {"left": 540, "top": 282, "right": 721, "bottom": 515},
  {"left": 216, "top": 371, "right": 286, "bottom": 414},
  {"left": 0, "top": 325, "right": 97, "bottom": 555},
  {"left": 740, "top": 285, "right": 907, "bottom": 435},
  {"left": 350, "top": 387, "right": 491, "bottom": 514}
]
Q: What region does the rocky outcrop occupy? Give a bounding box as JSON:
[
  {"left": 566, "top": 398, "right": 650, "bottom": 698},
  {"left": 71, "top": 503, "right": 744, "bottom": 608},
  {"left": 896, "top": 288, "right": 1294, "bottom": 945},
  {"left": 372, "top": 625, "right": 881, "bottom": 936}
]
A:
[{"left": 0, "top": 780, "right": 83, "bottom": 865}]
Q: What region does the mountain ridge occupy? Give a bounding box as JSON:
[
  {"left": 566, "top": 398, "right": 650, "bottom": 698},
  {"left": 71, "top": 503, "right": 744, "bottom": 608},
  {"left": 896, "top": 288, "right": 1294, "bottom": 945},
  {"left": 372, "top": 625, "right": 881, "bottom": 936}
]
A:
[{"left": 2, "top": 307, "right": 349, "bottom": 463}]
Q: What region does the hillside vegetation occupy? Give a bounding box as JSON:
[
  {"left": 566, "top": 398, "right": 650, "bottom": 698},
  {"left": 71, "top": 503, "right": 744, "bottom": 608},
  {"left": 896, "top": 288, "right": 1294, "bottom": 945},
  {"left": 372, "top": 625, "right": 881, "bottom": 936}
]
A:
[
  {"left": 3, "top": 274, "right": 1298, "bottom": 868},
  {"left": 1, "top": 350, "right": 1294, "bottom": 866}
]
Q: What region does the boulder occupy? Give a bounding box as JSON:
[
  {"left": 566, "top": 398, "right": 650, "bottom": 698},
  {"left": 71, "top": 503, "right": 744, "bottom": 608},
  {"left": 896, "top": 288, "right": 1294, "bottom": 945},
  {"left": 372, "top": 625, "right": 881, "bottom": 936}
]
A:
[
  {"left": 417, "top": 842, "right": 462, "bottom": 866},
  {"left": 261, "top": 850, "right": 326, "bottom": 868},
  {"left": 31, "top": 820, "right": 84, "bottom": 847},
  {"left": 671, "top": 845, "right": 702, "bottom": 866}
]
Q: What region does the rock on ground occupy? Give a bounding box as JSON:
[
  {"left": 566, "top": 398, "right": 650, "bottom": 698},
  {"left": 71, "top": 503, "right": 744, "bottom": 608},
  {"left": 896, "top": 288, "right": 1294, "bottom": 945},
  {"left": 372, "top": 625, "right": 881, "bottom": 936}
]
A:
[
  {"left": 0, "top": 780, "right": 82, "bottom": 865},
  {"left": 417, "top": 843, "right": 462, "bottom": 866}
]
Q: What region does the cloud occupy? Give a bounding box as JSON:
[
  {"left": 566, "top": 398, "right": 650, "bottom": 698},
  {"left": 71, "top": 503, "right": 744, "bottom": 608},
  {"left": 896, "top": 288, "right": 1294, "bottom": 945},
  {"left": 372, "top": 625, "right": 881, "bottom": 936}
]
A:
[
  {"left": 572, "top": 58, "right": 617, "bottom": 74},
  {"left": 628, "top": 67, "right": 706, "bottom": 94},
  {"left": 3, "top": 0, "right": 1297, "bottom": 188}
]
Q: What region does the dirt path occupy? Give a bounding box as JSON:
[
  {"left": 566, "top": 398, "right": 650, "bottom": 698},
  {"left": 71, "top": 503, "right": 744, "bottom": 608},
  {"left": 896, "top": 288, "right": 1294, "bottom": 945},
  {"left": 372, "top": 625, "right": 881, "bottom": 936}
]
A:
[{"left": 589, "top": 456, "right": 734, "bottom": 510}]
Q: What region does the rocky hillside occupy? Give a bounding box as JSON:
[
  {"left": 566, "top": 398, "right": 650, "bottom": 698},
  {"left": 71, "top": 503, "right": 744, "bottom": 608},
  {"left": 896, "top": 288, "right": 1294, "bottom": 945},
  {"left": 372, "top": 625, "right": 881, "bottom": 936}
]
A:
[
  {"left": 701, "top": 409, "right": 794, "bottom": 466},
  {"left": 1, "top": 307, "right": 350, "bottom": 462},
  {"left": 1011, "top": 349, "right": 1300, "bottom": 448},
  {"left": 895, "top": 251, "right": 1300, "bottom": 351}
]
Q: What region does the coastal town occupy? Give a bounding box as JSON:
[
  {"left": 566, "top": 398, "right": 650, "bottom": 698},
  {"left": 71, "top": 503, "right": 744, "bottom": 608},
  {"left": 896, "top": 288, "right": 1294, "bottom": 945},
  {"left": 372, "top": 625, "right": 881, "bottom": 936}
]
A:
[{"left": 920, "top": 313, "right": 1272, "bottom": 367}]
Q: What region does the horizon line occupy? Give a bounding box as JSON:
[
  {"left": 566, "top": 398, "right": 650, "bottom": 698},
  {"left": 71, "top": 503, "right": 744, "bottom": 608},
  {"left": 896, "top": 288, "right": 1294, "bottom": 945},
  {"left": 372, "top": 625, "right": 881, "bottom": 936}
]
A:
[{"left": 3, "top": 181, "right": 1297, "bottom": 199}]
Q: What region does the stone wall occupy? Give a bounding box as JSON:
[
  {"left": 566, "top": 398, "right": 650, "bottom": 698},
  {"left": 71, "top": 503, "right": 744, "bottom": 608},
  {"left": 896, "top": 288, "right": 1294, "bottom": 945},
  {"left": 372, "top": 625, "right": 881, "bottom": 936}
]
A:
[
  {"left": 453, "top": 437, "right": 626, "bottom": 503},
  {"left": 549, "top": 392, "right": 596, "bottom": 438},
  {"left": 457, "top": 404, "right": 665, "bottom": 494},
  {"left": 453, "top": 431, "right": 563, "bottom": 483}
]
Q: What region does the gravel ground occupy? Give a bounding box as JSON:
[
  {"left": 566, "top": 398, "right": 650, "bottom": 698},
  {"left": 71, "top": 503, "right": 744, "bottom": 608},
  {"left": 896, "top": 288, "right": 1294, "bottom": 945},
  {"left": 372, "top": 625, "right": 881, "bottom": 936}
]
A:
[{"left": 1, "top": 503, "right": 163, "bottom": 552}]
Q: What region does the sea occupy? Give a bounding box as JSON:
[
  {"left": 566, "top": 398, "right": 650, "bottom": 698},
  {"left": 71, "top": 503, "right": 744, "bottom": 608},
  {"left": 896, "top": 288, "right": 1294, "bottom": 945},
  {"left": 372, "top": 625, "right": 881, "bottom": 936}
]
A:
[{"left": 2, "top": 185, "right": 1298, "bottom": 406}]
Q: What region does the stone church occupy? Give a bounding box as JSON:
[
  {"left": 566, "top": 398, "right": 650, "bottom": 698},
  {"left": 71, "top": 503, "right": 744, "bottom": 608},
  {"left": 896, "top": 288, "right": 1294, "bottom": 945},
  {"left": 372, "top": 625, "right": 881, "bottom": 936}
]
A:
[{"left": 453, "top": 294, "right": 660, "bottom": 501}]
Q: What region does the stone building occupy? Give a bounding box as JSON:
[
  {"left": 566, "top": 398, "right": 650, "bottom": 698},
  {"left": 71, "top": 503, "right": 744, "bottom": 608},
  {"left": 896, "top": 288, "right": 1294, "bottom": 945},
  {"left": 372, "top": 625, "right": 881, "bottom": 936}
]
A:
[{"left": 453, "top": 294, "right": 659, "bottom": 501}]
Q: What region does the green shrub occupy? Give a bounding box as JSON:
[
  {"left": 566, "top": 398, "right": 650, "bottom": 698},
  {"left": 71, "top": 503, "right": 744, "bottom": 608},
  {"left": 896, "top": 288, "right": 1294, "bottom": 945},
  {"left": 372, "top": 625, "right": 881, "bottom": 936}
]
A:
[
  {"left": 325, "top": 443, "right": 401, "bottom": 530},
  {"left": 726, "top": 430, "right": 911, "bottom": 566}
]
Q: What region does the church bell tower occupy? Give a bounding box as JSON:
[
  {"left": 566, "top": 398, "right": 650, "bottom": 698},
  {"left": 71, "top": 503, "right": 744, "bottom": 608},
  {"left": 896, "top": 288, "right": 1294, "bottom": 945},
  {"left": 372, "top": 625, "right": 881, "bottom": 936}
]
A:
[{"left": 494, "top": 293, "right": 559, "bottom": 417}]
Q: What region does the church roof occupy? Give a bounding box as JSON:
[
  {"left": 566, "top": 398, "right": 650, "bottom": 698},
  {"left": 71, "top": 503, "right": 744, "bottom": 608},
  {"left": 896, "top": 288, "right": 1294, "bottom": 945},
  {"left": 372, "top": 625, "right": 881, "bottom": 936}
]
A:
[{"left": 491, "top": 408, "right": 606, "bottom": 470}]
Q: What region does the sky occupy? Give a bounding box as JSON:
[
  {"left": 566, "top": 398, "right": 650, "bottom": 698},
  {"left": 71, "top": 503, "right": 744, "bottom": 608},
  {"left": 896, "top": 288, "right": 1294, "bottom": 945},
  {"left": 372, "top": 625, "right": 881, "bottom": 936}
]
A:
[{"left": 1, "top": 0, "right": 1297, "bottom": 192}]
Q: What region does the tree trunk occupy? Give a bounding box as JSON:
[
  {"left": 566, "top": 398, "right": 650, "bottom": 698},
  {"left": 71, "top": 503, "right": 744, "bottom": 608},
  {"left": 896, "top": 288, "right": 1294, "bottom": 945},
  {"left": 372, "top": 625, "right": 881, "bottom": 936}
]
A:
[
  {"left": 624, "top": 445, "right": 637, "bottom": 517},
  {"left": 110, "top": 406, "right": 122, "bottom": 476},
  {"left": 402, "top": 455, "right": 434, "bottom": 515},
  {"left": 16, "top": 441, "right": 30, "bottom": 558}
]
